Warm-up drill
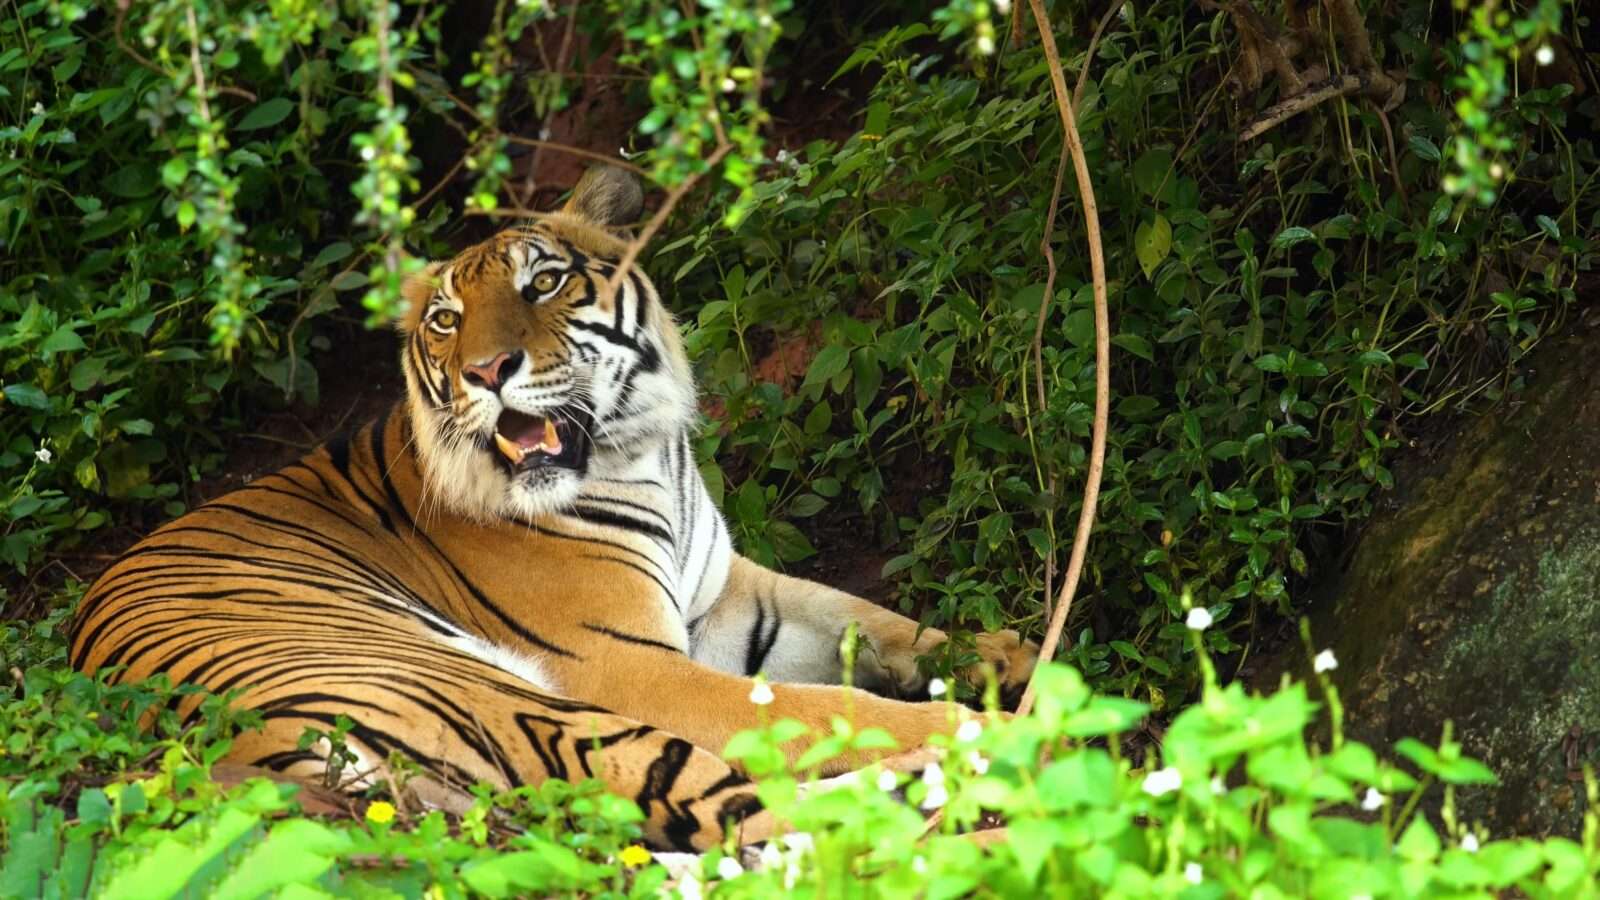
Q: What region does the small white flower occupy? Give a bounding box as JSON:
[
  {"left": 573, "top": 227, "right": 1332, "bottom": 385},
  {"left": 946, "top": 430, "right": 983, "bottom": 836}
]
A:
[
  {"left": 31, "top": 102, "right": 45, "bottom": 116},
  {"left": 1535, "top": 44, "right": 1554, "bottom": 66},
  {"left": 1210, "top": 775, "right": 1225, "bottom": 795},
  {"left": 956, "top": 719, "right": 983, "bottom": 743},
  {"left": 721, "top": 77, "right": 737, "bottom": 92},
  {"left": 911, "top": 855, "right": 927, "bottom": 875},
  {"left": 1361, "top": 787, "right": 1386, "bottom": 811},
  {"left": 1490, "top": 163, "right": 1505, "bottom": 180},
  {"left": 1461, "top": 833, "right": 1480, "bottom": 853},
  {"left": 921, "top": 784, "right": 948, "bottom": 810},
  {"left": 928, "top": 678, "right": 947, "bottom": 698},
  {"left": 994, "top": 0, "right": 1012, "bottom": 13},
  {"left": 1184, "top": 862, "right": 1203, "bottom": 885},
  {"left": 677, "top": 871, "right": 702, "bottom": 900},
  {"left": 922, "top": 762, "right": 944, "bottom": 788},
  {"left": 1313, "top": 649, "right": 1339, "bottom": 673},
  {"left": 716, "top": 856, "right": 743, "bottom": 880},
  {"left": 758, "top": 13, "right": 774, "bottom": 28},
  {"left": 1186, "top": 607, "right": 1214, "bottom": 631},
  {"left": 748, "top": 680, "right": 774, "bottom": 706},
  {"left": 775, "top": 148, "right": 791, "bottom": 165},
  {"left": 360, "top": 145, "right": 376, "bottom": 161},
  {"left": 780, "top": 833, "right": 813, "bottom": 855},
  {"left": 758, "top": 842, "right": 783, "bottom": 870},
  {"left": 35, "top": 446, "right": 51, "bottom": 464},
  {"left": 876, "top": 768, "right": 899, "bottom": 792},
  {"left": 1142, "top": 767, "right": 1182, "bottom": 797},
  {"left": 966, "top": 751, "right": 990, "bottom": 775},
  {"left": 975, "top": 34, "right": 996, "bottom": 56}
]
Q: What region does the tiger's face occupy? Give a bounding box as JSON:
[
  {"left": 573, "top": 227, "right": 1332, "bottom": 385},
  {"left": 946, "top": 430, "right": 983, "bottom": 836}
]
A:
[{"left": 397, "top": 167, "right": 696, "bottom": 520}]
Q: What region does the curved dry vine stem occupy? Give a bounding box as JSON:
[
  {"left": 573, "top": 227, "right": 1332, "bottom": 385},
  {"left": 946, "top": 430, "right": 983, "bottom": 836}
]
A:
[
  {"left": 920, "top": 1, "right": 1115, "bottom": 843},
  {"left": 1032, "top": 0, "right": 1122, "bottom": 624},
  {"left": 1015, "top": 0, "right": 1111, "bottom": 720}
]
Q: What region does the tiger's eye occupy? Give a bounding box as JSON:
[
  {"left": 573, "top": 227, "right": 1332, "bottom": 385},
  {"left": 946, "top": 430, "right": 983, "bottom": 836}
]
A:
[
  {"left": 431, "top": 309, "right": 460, "bottom": 330},
  {"left": 532, "top": 272, "right": 558, "bottom": 293}
]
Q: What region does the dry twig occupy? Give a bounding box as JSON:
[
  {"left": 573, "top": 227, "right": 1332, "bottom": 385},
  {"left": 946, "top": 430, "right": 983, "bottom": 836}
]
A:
[
  {"left": 1238, "top": 73, "right": 1361, "bottom": 141},
  {"left": 604, "top": 142, "right": 733, "bottom": 299},
  {"left": 1016, "top": 0, "right": 1112, "bottom": 720}
]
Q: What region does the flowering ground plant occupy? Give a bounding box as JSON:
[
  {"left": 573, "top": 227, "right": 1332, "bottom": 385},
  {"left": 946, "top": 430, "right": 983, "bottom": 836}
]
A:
[{"left": 694, "top": 618, "right": 1600, "bottom": 899}]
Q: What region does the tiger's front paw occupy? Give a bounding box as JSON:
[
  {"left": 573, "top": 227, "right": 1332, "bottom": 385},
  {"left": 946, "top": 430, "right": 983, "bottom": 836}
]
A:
[{"left": 962, "top": 629, "right": 1040, "bottom": 708}]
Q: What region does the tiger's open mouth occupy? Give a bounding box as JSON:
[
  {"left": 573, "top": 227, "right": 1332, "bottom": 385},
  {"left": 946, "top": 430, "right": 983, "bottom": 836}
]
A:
[{"left": 490, "top": 406, "right": 591, "bottom": 472}]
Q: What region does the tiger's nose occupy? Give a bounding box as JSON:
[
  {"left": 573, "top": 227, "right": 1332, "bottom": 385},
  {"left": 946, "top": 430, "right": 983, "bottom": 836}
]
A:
[{"left": 462, "top": 350, "right": 524, "bottom": 392}]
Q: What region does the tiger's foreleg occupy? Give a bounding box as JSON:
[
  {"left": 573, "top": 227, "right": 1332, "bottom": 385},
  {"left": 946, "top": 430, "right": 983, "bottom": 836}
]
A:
[
  {"left": 549, "top": 643, "right": 964, "bottom": 776},
  {"left": 695, "top": 554, "right": 1038, "bottom": 702}
]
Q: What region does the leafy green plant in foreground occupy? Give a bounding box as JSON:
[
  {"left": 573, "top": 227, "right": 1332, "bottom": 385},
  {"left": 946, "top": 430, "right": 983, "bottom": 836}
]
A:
[{"left": 4, "top": 603, "right": 1597, "bottom": 897}]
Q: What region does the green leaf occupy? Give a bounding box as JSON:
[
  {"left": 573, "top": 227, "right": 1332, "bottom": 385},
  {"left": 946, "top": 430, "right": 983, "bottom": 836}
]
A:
[
  {"left": 1134, "top": 215, "right": 1172, "bottom": 279},
  {"left": 1063, "top": 308, "right": 1096, "bottom": 348},
  {"left": 788, "top": 493, "right": 826, "bottom": 517},
  {"left": 1397, "top": 817, "right": 1441, "bottom": 862},
  {"left": 39, "top": 324, "right": 86, "bottom": 356},
  {"left": 1132, "top": 147, "right": 1175, "bottom": 200},
  {"left": 803, "top": 402, "right": 833, "bottom": 435},
  {"left": 864, "top": 101, "right": 891, "bottom": 136},
  {"left": 768, "top": 521, "right": 815, "bottom": 562},
  {"left": 1408, "top": 135, "right": 1442, "bottom": 162},
  {"left": 1535, "top": 214, "right": 1560, "bottom": 240},
  {"left": 105, "top": 162, "right": 158, "bottom": 198},
  {"left": 236, "top": 97, "right": 295, "bottom": 131},
  {"left": 1272, "top": 226, "right": 1317, "bottom": 251},
  {"left": 3, "top": 384, "right": 49, "bottom": 409},
  {"left": 309, "top": 241, "right": 353, "bottom": 269},
  {"left": 1006, "top": 818, "right": 1060, "bottom": 885},
  {"left": 1111, "top": 333, "right": 1153, "bottom": 361},
  {"left": 802, "top": 345, "right": 850, "bottom": 391},
  {"left": 69, "top": 357, "right": 107, "bottom": 392},
  {"left": 1208, "top": 440, "right": 1245, "bottom": 460}
]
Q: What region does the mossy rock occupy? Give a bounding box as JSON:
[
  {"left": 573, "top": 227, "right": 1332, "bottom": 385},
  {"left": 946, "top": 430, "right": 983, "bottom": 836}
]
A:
[{"left": 1310, "top": 328, "right": 1600, "bottom": 837}]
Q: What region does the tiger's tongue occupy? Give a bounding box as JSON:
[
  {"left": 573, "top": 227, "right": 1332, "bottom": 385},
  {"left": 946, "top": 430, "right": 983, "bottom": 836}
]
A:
[{"left": 493, "top": 415, "right": 562, "bottom": 464}]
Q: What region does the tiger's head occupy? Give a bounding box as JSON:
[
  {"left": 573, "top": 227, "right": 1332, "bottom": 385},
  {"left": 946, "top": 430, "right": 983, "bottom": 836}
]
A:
[{"left": 397, "top": 166, "right": 696, "bottom": 520}]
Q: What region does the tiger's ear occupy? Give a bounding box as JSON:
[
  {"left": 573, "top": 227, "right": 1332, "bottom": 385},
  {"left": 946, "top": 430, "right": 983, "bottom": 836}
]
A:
[
  {"left": 561, "top": 165, "right": 643, "bottom": 230},
  {"left": 396, "top": 261, "right": 443, "bottom": 335}
]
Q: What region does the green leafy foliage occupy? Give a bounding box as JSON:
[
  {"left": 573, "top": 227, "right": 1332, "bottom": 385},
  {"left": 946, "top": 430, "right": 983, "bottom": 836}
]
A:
[{"left": 659, "top": 0, "right": 1595, "bottom": 705}]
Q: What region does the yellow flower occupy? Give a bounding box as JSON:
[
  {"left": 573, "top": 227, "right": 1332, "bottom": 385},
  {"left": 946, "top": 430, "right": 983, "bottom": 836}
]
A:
[
  {"left": 365, "top": 800, "right": 397, "bottom": 825},
  {"left": 618, "top": 845, "right": 652, "bottom": 868}
]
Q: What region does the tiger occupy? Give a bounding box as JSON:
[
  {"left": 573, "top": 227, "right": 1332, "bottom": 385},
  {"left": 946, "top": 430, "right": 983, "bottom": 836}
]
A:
[{"left": 70, "top": 165, "right": 1039, "bottom": 851}]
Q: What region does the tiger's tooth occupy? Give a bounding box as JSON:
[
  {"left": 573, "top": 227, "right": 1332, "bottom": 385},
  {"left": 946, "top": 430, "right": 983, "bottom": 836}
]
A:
[
  {"left": 542, "top": 418, "right": 562, "bottom": 455},
  {"left": 493, "top": 432, "right": 525, "bottom": 464}
]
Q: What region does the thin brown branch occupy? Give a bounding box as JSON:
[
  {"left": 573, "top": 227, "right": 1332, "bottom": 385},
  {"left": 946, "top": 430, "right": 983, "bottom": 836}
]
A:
[
  {"left": 1238, "top": 73, "right": 1360, "bottom": 141},
  {"left": 1074, "top": 1, "right": 1125, "bottom": 109},
  {"left": 1031, "top": 139, "right": 1070, "bottom": 624},
  {"left": 114, "top": 3, "right": 166, "bottom": 78},
  {"left": 502, "top": 135, "right": 648, "bottom": 176},
  {"left": 182, "top": 2, "right": 212, "bottom": 122},
  {"left": 604, "top": 142, "right": 733, "bottom": 299},
  {"left": 1016, "top": 0, "right": 1112, "bottom": 720}
]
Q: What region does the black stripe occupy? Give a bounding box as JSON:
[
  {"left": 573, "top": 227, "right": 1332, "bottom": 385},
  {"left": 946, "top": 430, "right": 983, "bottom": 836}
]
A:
[{"left": 581, "top": 623, "right": 682, "bottom": 654}]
